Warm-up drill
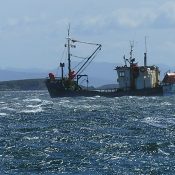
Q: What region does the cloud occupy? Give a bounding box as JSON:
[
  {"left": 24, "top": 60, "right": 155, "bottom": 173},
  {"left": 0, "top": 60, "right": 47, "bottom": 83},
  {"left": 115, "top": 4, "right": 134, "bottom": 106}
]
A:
[
  {"left": 159, "top": 1, "right": 175, "bottom": 19},
  {"left": 112, "top": 8, "right": 157, "bottom": 28},
  {"left": 2, "top": 1, "right": 175, "bottom": 37},
  {"left": 152, "top": 1, "right": 175, "bottom": 28},
  {"left": 69, "top": 8, "right": 157, "bottom": 35},
  {"left": 72, "top": 1, "right": 175, "bottom": 33},
  {"left": 0, "top": 15, "right": 50, "bottom": 40},
  {"left": 116, "top": 1, "right": 175, "bottom": 29}
]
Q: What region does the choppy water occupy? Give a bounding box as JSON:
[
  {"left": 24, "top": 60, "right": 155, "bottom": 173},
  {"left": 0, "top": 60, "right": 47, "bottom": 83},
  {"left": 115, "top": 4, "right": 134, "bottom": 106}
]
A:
[{"left": 0, "top": 91, "right": 175, "bottom": 174}]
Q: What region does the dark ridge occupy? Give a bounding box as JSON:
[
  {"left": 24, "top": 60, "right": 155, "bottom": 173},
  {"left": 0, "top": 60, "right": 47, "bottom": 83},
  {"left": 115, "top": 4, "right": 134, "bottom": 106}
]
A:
[
  {"left": 0, "top": 78, "right": 115, "bottom": 91},
  {"left": 0, "top": 79, "right": 46, "bottom": 91},
  {"left": 97, "top": 84, "right": 119, "bottom": 90}
]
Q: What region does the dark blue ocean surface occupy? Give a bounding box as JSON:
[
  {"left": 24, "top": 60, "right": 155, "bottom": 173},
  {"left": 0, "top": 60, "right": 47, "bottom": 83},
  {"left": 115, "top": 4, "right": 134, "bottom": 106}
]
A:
[{"left": 0, "top": 91, "right": 175, "bottom": 174}]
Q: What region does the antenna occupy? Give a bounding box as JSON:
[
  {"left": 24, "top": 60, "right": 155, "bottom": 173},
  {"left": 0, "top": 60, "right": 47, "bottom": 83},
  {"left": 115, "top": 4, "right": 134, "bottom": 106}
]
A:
[
  {"left": 123, "top": 55, "right": 127, "bottom": 66},
  {"left": 68, "top": 23, "right": 70, "bottom": 37},
  {"left": 144, "top": 36, "right": 147, "bottom": 66},
  {"left": 145, "top": 36, "right": 147, "bottom": 53},
  {"left": 129, "top": 41, "right": 134, "bottom": 63}
]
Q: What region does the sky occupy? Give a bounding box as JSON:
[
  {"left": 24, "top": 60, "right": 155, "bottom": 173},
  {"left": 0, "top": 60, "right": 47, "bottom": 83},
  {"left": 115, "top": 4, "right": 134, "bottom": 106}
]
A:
[{"left": 0, "top": 0, "right": 175, "bottom": 71}]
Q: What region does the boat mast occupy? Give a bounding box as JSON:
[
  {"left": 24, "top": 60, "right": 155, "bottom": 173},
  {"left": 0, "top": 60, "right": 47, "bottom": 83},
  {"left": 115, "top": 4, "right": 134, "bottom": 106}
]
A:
[
  {"left": 65, "top": 27, "right": 101, "bottom": 79},
  {"left": 67, "top": 25, "right": 71, "bottom": 79},
  {"left": 129, "top": 41, "right": 135, "bottom": 90}
]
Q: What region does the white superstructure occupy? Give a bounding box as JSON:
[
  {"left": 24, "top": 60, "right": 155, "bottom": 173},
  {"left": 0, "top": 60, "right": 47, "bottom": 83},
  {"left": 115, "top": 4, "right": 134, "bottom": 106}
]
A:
[
  {"left": 115, "top": 44, "right": 160, "bottom": 91},
  {"left": 116, "top": 65, "right": 160, "bottom": 90}
]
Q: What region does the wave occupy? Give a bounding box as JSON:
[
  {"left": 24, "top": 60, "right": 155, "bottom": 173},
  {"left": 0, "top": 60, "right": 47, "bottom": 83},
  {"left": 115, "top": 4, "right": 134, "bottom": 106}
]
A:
[
  {"left": 23, "top": 98, "right": 42, "bottom": 102},
  {"left": 0, "top": 101, "right": 5, "bottom": 104},
  {"left": 1, "top": 91, "right": 175, "bottom": 174},
  {"left": 20, "top": 107, "right": 43, "bottom": 113},
  {"left": 142, "top": 117, "right": 168, "bottom": 129},
  {"left": 160, "top": 102, "right": 172, "bottom": 106},
  {"left": 0, "top": 112, "right": 7, "bottom": 116},
  {"left": 1, "top": 106, "right": 16, "bottom": 111}
]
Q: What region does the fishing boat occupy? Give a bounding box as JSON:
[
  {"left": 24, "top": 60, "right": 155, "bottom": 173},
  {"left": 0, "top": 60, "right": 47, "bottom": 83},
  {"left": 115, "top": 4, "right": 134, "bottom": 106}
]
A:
[{"left": 45, "top": 29, "right": 164, "bottom": 98}]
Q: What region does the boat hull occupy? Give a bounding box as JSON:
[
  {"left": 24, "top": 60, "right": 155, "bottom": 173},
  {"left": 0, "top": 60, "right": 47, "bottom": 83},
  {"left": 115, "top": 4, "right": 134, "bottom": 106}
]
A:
[
  {"left": 45, "top": 80, "right": 163, "bottom": 98},
  {"left": 163, "top": 84, "right": 175, "bottom": 96}
]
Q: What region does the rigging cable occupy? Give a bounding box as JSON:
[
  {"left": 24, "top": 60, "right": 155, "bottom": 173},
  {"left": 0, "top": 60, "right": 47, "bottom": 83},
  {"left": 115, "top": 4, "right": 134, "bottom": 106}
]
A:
[
  {"left": 72, "top": 56, "right": 88, "bottom": 70},
  {"left": 72, "top": 39, "right": 101, "bottom": 46},
  {"left": 78, "top": 49, "right": 101, "bottom": 75},
  {"left": 71, "top": 54, "right": 87, "bottom": 59}
]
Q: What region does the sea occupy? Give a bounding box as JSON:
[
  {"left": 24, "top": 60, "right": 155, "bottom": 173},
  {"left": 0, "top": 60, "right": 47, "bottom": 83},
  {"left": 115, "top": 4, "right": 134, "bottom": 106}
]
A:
[{"left": 0, "top": 91, "right": 175, "bottom": 175}]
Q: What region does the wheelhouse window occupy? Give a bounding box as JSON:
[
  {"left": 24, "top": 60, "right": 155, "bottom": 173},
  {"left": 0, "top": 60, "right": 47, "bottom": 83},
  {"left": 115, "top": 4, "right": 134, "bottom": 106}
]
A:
[{"left": 119, "top": 71, "right": 125, "bottom": 77}]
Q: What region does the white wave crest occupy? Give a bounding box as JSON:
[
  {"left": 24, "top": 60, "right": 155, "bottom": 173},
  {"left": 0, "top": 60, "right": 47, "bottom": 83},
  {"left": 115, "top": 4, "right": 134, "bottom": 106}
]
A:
[
  {"left": 23, "top": 98, "right": 42, "bottom": 102},
  {"left": 23, "top": 136, "right": 39, "bottom": 140},
  {"left": 0, "top": 113, "right": 7, "bottom": 116},
  {"left": 0, "top": 101, "right": 5, "bottom": 104},
  {"left": 20, "top": 107, "right": 43, "bottom": 113}
]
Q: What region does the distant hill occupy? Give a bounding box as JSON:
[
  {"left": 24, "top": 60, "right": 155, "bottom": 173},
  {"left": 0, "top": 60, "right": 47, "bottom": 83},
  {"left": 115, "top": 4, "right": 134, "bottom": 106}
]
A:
[
  {"left": 97, "top": 84, "right": 119, "bottom": 90},
  {"left": 0, "top": 69, "right": 46, "bottom": 81},
  {"left": 0, "top": 79, "right": 118, "bottom": 91},
  {"left": 0, "top": 62, "right": 119, "bottom": 87},
  {"left": 0, "top": 79, "right": 46, "bottom": 91}
]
